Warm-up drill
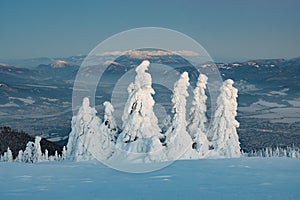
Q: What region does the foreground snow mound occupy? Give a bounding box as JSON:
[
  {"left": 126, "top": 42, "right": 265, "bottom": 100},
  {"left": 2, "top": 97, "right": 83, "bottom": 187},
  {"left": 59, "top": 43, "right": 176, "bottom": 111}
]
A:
[{"left": 1, "top": 158, "right": 300, "bottom": 200}]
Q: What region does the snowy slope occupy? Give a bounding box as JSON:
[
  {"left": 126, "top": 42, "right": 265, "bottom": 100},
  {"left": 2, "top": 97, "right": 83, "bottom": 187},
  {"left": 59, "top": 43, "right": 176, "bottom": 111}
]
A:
[{"left": 0, "top": 158, "right": 299, "bottom": 200}]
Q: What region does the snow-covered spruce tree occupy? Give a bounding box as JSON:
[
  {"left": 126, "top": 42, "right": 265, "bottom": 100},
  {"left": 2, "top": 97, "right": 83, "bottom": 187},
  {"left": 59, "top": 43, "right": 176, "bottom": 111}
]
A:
[
  {"left": 188, "top": 74, "right": 209, "bottom": 157},
  {"left": 6, "top": 147, "right": 13, "bottom": 162},
  {"left": 22, "top": 141, "right": 35, "bottom": 163},
  {"left": 16, "top": 150, "right": 23, "bottom": 162},
  {"left": 62, "top": 146, "right": 67, "bottom": 160},
  {"left": 44, "top": 149, "right": 49, "bottom": 161},
  {"left": 116, "top": 60, "right": 165, "bottom": 162},
  {"left": 164, "top": 72, "right": 195, "bottom": 160},
  {"left": 274, "top": 147, "right": 280, "bottom": 157},
  {"left": 54, "top": 151, "right": 59, "bottom": 161},
  {"left": 66, "top": 97, "right": 102, "bottom": 161},
  {"left": 281, "top": 148, "right": 287, "bottom": 157},
  {"left": 210, "top": 79, "right": 241, "bottom": 158},
  {"left": 1, "top": 147, "right": 13, "bottom": 162},
  {"left": 98, "top": 101, "right": 118, "bottom": 159},
  {"left": 21, "top": 137, "right": 43, "bottom": 163},
  {"left": 33, "top": 136, "right": 43, "bottom": 162},
  {"left": 264, "top": 147, "right": 272, "bottom": 157},
  {"left": 287, "top": 146, "right": 299, "bottom": 158},
  {"left": 102, "top": 101, "right": 118, "bottom": 142},
  {"left": 1, "top": 153, "right": 7, "bottom": 162}
]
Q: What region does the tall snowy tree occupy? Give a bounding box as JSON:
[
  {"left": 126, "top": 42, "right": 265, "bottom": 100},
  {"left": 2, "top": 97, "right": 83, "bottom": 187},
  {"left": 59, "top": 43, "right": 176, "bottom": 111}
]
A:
[
  {"left": 44, "top": 149, "right": 49, "bottom": 161},
  {"left": 188, "top": 74, "right": 210, "bottom": 157},
  {"left": 16, "top": 150, "right": 23, "bottom": 162},
  {"left": 6, "top": 147, "right": 13, "bottom": 162},
  {"left": 210, "top": 79, "right": 241, "bottom": 158},
  {"left": 98, "top": 101, "right": 118, "bottom": 159},
  {"left": 116, "top": 60, "right": 165, "bottom": 162},
  {"left": 33, "top": 136, "right": 43, "bottom": 162},
  {"left": 164, "top": 72, "right": 195, "bottom": 160},
  {"left": 54, "top": 151, "right": 59, "bottom": 161},
  {"left": 62, "top": 146, "right": 67, "bottom": 160},
  {"left": 101, "top": 101, "right": 118, "bottom": 143},
  {"left": 66, "top": 97, "right": 102, "bottom": 161},
  {"left": 22, "top": 141, "right": 35, "bottom": 163}
]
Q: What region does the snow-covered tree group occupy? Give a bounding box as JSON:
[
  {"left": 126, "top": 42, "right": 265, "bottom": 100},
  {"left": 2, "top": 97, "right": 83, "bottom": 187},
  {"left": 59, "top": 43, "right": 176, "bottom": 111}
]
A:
[
  {"left": 0, "top": 136, "right": 65, "bottom": 163},
  {"left": 0, "top": 147, "right": 13, "bottom": 162},
  {"left": 246, "top": 146, "right": 300, "bottom": 158},
  {"left": 65, "top": 60, "right": 243, "bottom": 162},
  {"left": 66, "top": 97, "right": 117, "bottom": 161},
  {"left": 2, "top": 60, "right": 298, "bottom": 164}
]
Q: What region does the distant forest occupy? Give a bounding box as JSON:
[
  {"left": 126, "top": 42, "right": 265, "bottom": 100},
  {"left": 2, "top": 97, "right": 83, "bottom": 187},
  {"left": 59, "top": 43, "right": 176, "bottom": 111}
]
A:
[{"left": 0, "top": 126, "right": 62, "bottom": 159}]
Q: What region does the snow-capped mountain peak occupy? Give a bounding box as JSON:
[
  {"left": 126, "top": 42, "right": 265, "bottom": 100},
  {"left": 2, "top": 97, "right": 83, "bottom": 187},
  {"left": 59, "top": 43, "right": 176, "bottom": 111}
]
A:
[
  {"left": 51, "top": 60, "right": 70, "bottom": 68},
  {"left": 0, "top": 63, "right": 11, "bottom": 67}
]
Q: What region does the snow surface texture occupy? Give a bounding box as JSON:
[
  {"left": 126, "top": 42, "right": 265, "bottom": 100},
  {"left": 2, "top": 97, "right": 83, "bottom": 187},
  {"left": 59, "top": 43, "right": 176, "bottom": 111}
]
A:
[
  {"left": 0, "top": 158, "right": 299, "bottom": 200},
  {"left": 65, "top": 60, "right": 243, "bottom": 172}
]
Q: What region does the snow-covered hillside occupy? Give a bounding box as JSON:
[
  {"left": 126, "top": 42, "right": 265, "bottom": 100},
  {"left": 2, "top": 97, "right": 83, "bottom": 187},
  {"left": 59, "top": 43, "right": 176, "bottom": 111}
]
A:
[{"left": 0, "top": 158, "right": 299, "bottom": 200}]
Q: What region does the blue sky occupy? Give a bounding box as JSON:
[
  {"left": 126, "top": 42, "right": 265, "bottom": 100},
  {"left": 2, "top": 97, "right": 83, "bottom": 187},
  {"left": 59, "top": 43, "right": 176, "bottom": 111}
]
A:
[{"left": 0, "top": 0, "right": 299, "bottom": 61}]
